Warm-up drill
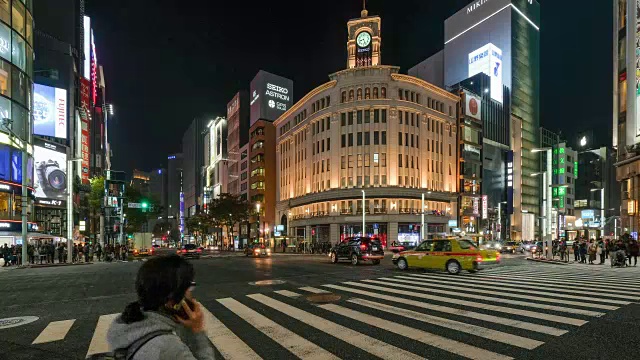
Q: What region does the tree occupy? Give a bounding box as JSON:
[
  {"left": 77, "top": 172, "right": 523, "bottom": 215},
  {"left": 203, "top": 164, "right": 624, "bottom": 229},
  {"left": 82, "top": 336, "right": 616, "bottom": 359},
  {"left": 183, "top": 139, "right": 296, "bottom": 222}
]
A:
[
  {"left": 207, "top": 193, "right": 250, "bottom": 247},
  {"left": 186, "top": 214, "right": 207, "bottom": 244}
]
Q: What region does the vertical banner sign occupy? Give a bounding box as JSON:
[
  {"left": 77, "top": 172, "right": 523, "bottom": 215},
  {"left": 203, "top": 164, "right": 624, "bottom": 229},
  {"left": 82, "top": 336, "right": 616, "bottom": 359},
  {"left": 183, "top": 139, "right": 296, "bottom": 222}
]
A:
[
  {"left": 80, "top": 78, "right": 91, "bottom": 184},
  {"left": 506, "top": 151, "right": 514, "bottom": 215},
  {"left": 482, "top": 195, "right": 488, "bottom": 220},
  {"left": 636, "top": 0, "right": 640, "bottom": 137}
]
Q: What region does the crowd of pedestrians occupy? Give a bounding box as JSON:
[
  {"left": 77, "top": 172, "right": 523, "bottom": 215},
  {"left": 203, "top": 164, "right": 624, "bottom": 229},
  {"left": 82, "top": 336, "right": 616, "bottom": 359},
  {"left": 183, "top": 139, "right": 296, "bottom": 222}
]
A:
[
  {"left": 1, "top": 241, "right": 130, "bottom": 266},
  {"left": 555, "top": 234, "right": 640, "bottom": 266}
]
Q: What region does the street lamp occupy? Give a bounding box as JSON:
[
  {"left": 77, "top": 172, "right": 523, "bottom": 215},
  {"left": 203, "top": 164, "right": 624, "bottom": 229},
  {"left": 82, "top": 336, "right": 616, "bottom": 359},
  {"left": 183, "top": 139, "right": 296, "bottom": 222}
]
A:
[
  {"left": 531, "top": 147, "right": 552, "bottom": 259},
  {"left": 591, "top": 188, "right": 605, "bottom": 235},
  {"left": 361, "top": 190, "right": 366, "bottom": 237}
]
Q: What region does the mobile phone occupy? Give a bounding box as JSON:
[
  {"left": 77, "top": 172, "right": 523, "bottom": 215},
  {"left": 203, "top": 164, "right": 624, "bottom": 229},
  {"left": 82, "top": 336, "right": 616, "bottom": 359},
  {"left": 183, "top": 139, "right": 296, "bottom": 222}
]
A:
[{"left": 172, "top": 298, "right": 195, "bottom": 320}]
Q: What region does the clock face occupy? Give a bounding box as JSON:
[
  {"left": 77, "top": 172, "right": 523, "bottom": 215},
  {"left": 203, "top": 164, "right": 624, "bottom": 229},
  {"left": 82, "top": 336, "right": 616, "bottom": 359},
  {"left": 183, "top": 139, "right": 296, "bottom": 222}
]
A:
[{"left": 356, "top": 32, "right": 371, "bottom": 48}]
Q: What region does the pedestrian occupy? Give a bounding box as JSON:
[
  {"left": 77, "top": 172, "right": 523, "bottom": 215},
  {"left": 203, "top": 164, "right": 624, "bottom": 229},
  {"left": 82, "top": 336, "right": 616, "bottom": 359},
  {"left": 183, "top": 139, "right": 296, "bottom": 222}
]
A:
[
  {"left": 629, "top": 239, "right": 639, "bottom": 266},
  {"left": 96, "top": 243, "right": 102, "bottom": 262},
  {"left": 573, "top": 241, "right": 579, "bottom": 262},
  {"left": 106, "top": 255, "right": 214, "bottom": 360},
  {"left": 580, "top": 241, "right": 588, "bottom": 263},
  {"left": 598, "top": 239, "right": 605, "bottom": 264},
  {"left": 84, "top": 243, "right": 90, "bottom": 262},
  {"left": 16, "top": 245, "right": 21, "bottom": 266},
  {"left": 115, "top": 243, "right": 121, "bottom": 261},
  {"left": 588, "top": 240, "right": 597, "bottom": 264},
  {"left": 27, "top": 244, "right": 34, "bottom": 264}
]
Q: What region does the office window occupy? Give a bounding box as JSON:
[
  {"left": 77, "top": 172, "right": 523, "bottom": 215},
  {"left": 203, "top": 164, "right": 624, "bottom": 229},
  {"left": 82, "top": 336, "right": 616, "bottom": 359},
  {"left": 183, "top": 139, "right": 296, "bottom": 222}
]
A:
[
  {"left": 364, "top": 110, "right": 370, "bottom": 123},
  {"left": 326, "top": 117, "right": 330, "bottom": 130},
  {"left": 348, "top": 155, "right": 354, "bottom": 168},
  {"left": 348, "top": 112, "right": 354, "bottom": 125},
  {"left": 341, "top": 113, "right": 346, "bottom": 126},
  {"left": 357, "top": 154, "right": 363, "bottom": 167},
  {"left": 348, "top": 133, "right": 354, "bottom": 146},
  {"left": 357, "top": 132, "right": 362, "bottom": 146},
  {"left": 321, "top": 118, "right": 324, "bottom": 132},
  {"left": 381, "top": 131, "right": 386, "bottom": 145},
  {"left": 398, "top": 132, "right": 402, "bottom": 145},
  {"left": 416, "top": 136, "right": 419, "bottom": 148},
  {"left": 411, "top": 113, "right": 414, "bottom": 126},
  {"left": 364, "top": 154, "right": 370, "bottom": 167},
  {"left": 411, "top": 134, "right": 414, "bottom": 148},
  {"left": 399, "top": 110, "right": 403, "bottom": 124},
  {"left": 374, "top": 131, "right": 379, "bottom": 145},
  {"left": 357, "top": 110, "right": 363, "bottom": 124},
  {"left": 398, "top": 176, "right": 402, "bottom": 185},
  {"left": 374, "top": 109, "right": 380, "bottom": 123},
  {"left": 405, "top": 133, "right": 409, "bottom": 147},
  {"left": 341, "top": 91, "right": 346, "bottom": 103},
  {"left": 321, "top": 140, "right": 325, "bottom": 152},
  {"left": 381, "top": 153, "right": 386, "bottom": 167},
  {"left": 398, "top": 89, "right": 403, "bottom": 100},
  {"left": 398, "top": 154, "right": 403, "bottom": 167},
  {"left": 382, "top": 109, "right": 387, "bottom": 123},
  {"left": 327, "top": 138, "right": 330, "bottom": 150},
  {"left": 373, "top": 153, "right": 379, "bottom": 165},
  {"left": 382, "top": 175, "right": 387, "bottom": 185},
  {"left": 341, "top": 134, "right": 346, "bottom": 147},
  {"left": 341, "top": 156, "right": 346, "bottom": 169},
  {"left": 364, "top": 131, "right": 370, "bottom": 145},
  {"left": 449, "top": 144, "right": 452, "bottom": 156}
]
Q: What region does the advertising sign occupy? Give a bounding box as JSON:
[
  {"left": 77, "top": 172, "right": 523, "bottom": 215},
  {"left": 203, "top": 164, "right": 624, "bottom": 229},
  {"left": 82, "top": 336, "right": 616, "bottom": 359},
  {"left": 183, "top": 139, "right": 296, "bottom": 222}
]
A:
[
  {"left": 482, "top": 195, "right": 488, "bottom": 219},
  {"left": 80, "top": 77, "right": 91, "bottom": 184},
  {"left": 33, "top": 140, "right": 67, "bottom": 200},
  {"left": 464, "top": 90, "right": 482, "bottom": 120},
  {"left": 33, "top": 84, "right": 67, "bottom": 139},
  {"left": 506, "top": 151, "right": 514, "bottom": 215},
  {"left": 468, "top": 43, "right": 503, "bottom": 103},
  {"left": 249, "top": 70, "right": 293, "bottom": 125},
  {"left": 83, "top": 16, "right": 91, "bottom": 79},
  {"left": 636, "top": 0, "right": 640, "bottom": 137},
  {"left": 581, "top": 210, "right": 595, "bottom": 219}
]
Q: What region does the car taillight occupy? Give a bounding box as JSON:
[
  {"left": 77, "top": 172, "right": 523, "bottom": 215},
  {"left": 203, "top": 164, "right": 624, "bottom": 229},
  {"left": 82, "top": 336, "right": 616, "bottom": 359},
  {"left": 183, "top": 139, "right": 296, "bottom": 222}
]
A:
[
  {"left": 176, "top": 250, "right": 181, "bottom": 254},
  {"left": 197, "top": 248, "right": 202, "bottom": 253},
  {"left": 476, "top": 256, "right": 483, "bottom": 262},
  {"left": 360, "top": 244, "right": 367, "bottom": 250},
  {"left": 182, "top": 249, "right": 187, "bottom": 254},
  {"left": 496, "top": 252, "right": 501, "bottom": 259}
]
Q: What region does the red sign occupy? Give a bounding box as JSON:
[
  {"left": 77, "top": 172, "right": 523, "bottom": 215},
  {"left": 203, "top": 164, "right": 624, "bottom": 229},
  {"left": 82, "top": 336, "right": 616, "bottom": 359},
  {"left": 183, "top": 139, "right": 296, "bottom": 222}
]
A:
[{"left": 80, "top": 77, "right": 91, "bottom": 184}]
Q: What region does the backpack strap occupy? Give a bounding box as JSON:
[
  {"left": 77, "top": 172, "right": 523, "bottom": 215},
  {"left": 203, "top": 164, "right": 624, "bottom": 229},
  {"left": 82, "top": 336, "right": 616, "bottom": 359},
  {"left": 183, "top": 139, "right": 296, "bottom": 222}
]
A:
[{"left": 125, "top": 329, "right": 175, "bottom": 360}]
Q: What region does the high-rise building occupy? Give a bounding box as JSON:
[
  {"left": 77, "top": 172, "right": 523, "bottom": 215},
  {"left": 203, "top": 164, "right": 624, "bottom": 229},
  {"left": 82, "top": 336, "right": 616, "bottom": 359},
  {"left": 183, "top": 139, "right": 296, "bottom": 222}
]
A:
[
  {"left": 248, "top": 70, "right": 293, "bottom": 245},
  {"left": 149, "top": 168, "right": 167, "bottom": 218},
  {"left": 167, "top": 153, "right": 183, "bottom": 229},
  {"left": 182, "top": 118, "right": 206, "bottom": 218},
  {"left": 205, "top": 116, "right": 228, "bottom": 204},
  {"left": 614, "top": 0, "right": 640, "bottom": 234},
  {"left": 410, "top": 0, "right": 540, "bottom": 240},
  {"left": 130, "top": 169, "right": 150, "bottom": 196},
  {"left": 227, "top": 92, "right": 250, "bottom": 197},
  {"left": 274, "top": 5, "right": 460, "bottom": 249}
]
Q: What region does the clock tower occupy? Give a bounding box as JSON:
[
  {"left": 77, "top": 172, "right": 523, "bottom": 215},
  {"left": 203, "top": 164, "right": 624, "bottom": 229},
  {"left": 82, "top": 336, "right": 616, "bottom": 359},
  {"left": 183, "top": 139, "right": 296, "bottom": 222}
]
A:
[{"left": 347, "top": 1, "right": 381, "bottom": 69}]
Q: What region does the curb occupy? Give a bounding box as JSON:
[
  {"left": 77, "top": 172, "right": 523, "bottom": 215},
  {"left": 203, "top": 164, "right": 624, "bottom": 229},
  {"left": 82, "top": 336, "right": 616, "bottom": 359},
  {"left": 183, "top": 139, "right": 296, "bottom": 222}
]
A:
[
  {"left": 526, "top": 257, "right": 570, "bottom": 265},
  {"left": 16, "top": 262, "right": 94, "bottom": 269}
]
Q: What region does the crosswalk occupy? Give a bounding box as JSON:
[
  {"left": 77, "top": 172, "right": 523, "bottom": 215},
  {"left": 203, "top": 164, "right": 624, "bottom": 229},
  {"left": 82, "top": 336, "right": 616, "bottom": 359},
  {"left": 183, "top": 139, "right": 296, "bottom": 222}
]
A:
[{"left": 23, "top": 265, "right": 640, "bottom": 359}]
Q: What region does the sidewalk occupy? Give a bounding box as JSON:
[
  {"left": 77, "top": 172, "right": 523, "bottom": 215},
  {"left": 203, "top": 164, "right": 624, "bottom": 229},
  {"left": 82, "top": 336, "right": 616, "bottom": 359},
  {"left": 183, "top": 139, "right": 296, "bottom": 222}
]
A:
[{"left": 527, "top": 255, "right": 639, "bottom": 268}]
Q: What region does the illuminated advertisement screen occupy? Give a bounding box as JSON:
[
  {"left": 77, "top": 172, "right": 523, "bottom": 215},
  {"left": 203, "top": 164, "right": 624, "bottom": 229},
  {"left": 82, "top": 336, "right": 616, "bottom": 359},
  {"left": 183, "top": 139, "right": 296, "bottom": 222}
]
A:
[
  {"left": 0, "top": 144, "right": 9, "bottom": 181},
  {"left": 33, "top": 140, "right": 67, "bottom": 200},
  {"left": 34, "top": 84, "right": 68, "bottom": 139},
  {"left": 250, "top": 70, "right": 293, "bottom": 125}
]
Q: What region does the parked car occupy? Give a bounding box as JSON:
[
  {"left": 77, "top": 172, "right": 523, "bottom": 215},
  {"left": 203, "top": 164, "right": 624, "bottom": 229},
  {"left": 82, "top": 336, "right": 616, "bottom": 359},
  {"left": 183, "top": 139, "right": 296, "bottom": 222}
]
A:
[
  {"left": 177, "top": 244, "right": 202, "bottom": 259},
  {"left": 392, "top": 237, "right": 501, "bottom": 274},
  {"left": 330, "top": 237, "right": 384, "bottom": 265}
]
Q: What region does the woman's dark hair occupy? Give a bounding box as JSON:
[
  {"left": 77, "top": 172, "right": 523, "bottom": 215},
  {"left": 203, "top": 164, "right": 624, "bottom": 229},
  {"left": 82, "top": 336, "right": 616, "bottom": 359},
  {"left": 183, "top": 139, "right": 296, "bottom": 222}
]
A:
[{"left": 121, "top": 255, "right": 194, "bottom": 323}]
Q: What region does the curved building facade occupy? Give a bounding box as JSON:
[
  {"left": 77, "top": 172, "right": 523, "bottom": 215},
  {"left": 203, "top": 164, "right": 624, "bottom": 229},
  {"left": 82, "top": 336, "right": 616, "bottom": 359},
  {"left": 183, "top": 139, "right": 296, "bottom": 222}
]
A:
[
  {"left": 275, "top": 62, "right": 460, "bottom": 248},
  {"left": 0, "top": 0, "right": 35, "bottom": 240}
]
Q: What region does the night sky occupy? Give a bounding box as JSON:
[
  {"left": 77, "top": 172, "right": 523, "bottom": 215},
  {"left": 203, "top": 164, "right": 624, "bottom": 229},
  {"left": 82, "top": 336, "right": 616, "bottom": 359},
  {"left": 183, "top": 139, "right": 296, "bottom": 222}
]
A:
[{"left": 85, "top": 0, "right": 612, "bottom": 174}]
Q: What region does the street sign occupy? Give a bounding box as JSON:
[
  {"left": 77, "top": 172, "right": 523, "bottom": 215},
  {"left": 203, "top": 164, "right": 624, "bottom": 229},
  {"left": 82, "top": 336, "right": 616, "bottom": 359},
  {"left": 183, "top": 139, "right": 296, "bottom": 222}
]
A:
[{"left": 128, "top": 203, "right": 142, "bottom": 208}]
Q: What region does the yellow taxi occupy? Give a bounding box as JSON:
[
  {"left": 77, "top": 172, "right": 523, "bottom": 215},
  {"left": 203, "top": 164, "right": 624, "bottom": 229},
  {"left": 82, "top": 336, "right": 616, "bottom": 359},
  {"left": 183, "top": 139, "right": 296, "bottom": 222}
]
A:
[{"left": 392, "top": 237, "right": 500, "bottom": 274}]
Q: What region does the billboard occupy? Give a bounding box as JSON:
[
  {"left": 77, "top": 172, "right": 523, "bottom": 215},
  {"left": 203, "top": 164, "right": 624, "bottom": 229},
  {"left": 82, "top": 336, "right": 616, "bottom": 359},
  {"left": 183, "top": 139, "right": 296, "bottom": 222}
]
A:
[
  {"left": 33, "top": 140, "right": 67, "bottom": 200},
  {"left": 468, "top": 43, "right": 503, "bottom": 103},
  {"left": 80, "top": 77, "right": 91, "bottom": 184},
  {"left": 250, "top": 70, "right": 293, "bottom": 125},
  {"left": 464, "top": 90, "right": 482, "bottom": 120},
  {"left": 33, "top": 84, "right": 67, "bottom": 139},
  {"left": 83, "top": 16, "right": 91, "bottom": 79}
]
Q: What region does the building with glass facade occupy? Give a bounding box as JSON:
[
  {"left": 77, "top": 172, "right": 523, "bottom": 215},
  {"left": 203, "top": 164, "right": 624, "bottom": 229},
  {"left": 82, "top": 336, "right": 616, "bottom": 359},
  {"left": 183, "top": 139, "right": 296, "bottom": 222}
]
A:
[
  {"left": 0, "top": 0, "right": 35, "bottom": 242},
  {"left": 274, "top": 7, "right": 460, "bottom": 249}
]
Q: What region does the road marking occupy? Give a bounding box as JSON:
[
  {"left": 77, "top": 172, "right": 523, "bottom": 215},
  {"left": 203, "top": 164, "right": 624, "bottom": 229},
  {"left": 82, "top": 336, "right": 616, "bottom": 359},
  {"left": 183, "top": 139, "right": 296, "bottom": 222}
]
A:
[
  {"left": 397, "top": 275, "right": 630, "bottom": 306},
  {"left": 200, "top": 306, "right": 262, "bottom": 360},
  {"left": 246, "top": 293, "right": 425, "bottom": 360},
  {"left": 352, "top": 298, "right": 543, "bottom": 350},
  {"left": 299, "top": 287, "right": 331, "bottom": 294},
  {"left": 275, "top": 290, "right": 302, "bottom": 298},
  {"left": 322, "top": 284, "right": 567, "bottom": 335},
  {"left": 217, "top": 297, "right": 339, "bottom": 360},
  {"left": 479, "top": 272, "right": 640, "bottom": 291},
  {"left": 482, "top": 269, "right": 640, "bottom": 284},
  {"left": 32, "top": 320, "right": 75, "bottom": 344},
  {"left": 341, "top": 281, "right": 588, "bottom": 326},
  {"left": 372, "top": 278, "right": 611, "bottom": 315},
  {"left": 437, "top": 273, "right": 640, "bottom": 299},
  {"left": 319, "top": 303, "right": 513, "bottom": 360},
  {"left": 86, "top": 313, "right": 119, "bottom": 358}
]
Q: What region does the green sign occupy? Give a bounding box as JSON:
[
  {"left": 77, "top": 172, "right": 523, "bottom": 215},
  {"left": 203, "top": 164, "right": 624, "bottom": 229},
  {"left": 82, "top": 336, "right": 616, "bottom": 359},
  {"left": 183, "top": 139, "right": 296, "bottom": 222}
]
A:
[
  {"left": 574, "top": 161, "right": 578, "bottom": 178},
  {"left": 558, "top": 187, "right": 566, "bottom": 196},
  {"left": 559, "top": 196, "right": 565, "bottom": 208},
  {"left": 552, "top": 187, "right": 558, "bottom": 197}
]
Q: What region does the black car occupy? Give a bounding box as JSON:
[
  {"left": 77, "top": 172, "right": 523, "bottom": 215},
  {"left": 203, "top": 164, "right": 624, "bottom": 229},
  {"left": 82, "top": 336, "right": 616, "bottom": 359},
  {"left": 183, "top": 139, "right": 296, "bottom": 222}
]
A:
[
  {"left": 330, "top": 237, "right": 384, "bottom": 265},
  {"left": 178, "top": 244, "right": 201, "bottom": 259}
]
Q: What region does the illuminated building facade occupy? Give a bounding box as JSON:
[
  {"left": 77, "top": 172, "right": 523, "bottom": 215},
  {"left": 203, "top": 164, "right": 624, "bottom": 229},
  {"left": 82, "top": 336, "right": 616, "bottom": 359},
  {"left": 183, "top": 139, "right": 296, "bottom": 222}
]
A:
[{"left": 274, "top": 6, "right": 459, "bottom": 248}]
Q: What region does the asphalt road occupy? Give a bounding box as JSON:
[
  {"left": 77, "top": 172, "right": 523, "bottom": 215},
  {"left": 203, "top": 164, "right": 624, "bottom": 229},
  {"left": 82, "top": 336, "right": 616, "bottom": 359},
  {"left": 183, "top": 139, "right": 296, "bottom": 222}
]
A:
[{"left": 0, "top": 252, "right": 639, "bottom": 360}]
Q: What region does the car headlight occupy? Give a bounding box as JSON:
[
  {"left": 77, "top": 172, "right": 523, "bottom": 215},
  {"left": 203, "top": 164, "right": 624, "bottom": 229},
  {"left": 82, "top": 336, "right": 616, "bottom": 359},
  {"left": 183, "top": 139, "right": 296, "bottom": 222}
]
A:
[
  {"left": 254, "top": 249, "right": 260, "bottom": 253},
  {"left": 266, "top": 248, "right": 271, "bottom": 253}
]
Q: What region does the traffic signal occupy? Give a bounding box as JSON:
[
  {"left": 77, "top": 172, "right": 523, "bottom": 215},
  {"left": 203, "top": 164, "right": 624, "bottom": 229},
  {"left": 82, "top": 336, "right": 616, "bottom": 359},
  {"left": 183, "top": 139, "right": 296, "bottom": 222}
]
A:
[{"left": 141, "top": 202, "right": 149, "bottom": 212}]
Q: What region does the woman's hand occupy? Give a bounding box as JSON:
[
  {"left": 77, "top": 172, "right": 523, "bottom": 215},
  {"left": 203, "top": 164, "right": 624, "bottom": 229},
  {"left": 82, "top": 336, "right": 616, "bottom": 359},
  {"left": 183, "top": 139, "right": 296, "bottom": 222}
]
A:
[{"left": 174, "top": 299, "right": 205, "bottom": 333}]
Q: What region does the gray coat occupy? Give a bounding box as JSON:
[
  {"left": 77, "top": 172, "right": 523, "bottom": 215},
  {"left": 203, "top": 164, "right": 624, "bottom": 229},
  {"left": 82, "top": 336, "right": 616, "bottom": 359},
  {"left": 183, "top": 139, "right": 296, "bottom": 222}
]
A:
[{"left": 107, "top": 311, "right": 214, "bottom": 360}]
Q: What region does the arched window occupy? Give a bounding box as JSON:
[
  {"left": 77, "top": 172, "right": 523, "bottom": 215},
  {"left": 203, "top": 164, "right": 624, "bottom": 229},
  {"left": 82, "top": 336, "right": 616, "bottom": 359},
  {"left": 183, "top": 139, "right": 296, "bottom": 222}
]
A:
[
  {"left": 365, "top": 88, "right": 371, "bottom": 99},
  {"left": 373, "top": 87, "right": 379, "bottom": 99},
  {"left": 341, "top": 91, "right": 347, "bottom": 103},
  {"left": 357, "top": 88, "right": 363, "bottom": 100},
  {"left": 381, "top": 87, "right": 386, "bottom": 98},
  {"left": 349, "top": 90, "right": 354, "bottom": 101}
]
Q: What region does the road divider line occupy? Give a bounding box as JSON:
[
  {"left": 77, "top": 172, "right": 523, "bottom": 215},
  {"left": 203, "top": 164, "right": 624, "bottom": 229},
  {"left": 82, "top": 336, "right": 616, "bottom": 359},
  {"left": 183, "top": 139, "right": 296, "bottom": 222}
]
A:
[
  {"left": 217, "top": 297, "right": 339, "bottom": 360},
  {"left": 322, "top": 284, "right": 568, "bottom": 335},
  {"left": 85, "top": 313, "right": 119, "bottom": 358},
  {"left": 373, "top": 278, "right": 613, "bottom": 314},
  {"left": 341, "top": 281, "right": 588, "bottom": 326},
  {"left": 299, "top": 287, "right": 330, "bottom": 294},
  {"left": 423, "top": 273, "right": 640, "bottom": 299},
  {"left": 398, "top": 275, "right": 632, "bottom": 305},
  {"left": 319, "top": 303, "right": 513, "bottom": 360},
  {"left": 200, "top": 306, "right": 262, "bottom": 360},
  {"left": 32, "top": 319, "right": 75, "bottom": 344},
  {"left": 351, "top": 298, "right": 544, "bottom": 350},
  {"left": 246, "top": 293, "right": 425, "bottom": 360}
]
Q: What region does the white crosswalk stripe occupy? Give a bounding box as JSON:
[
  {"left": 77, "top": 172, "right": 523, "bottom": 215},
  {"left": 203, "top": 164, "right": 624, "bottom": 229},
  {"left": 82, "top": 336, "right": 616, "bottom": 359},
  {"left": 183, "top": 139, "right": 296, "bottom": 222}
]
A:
[{"left": 26, "top": 266, "right": 637, "bottom": 360}]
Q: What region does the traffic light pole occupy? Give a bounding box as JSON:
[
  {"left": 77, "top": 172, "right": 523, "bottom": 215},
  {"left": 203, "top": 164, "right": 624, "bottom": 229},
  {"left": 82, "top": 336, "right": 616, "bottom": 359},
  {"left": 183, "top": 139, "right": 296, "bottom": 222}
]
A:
[{"left": 119, "top": 200, "right": 124, "bottom": 245}]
